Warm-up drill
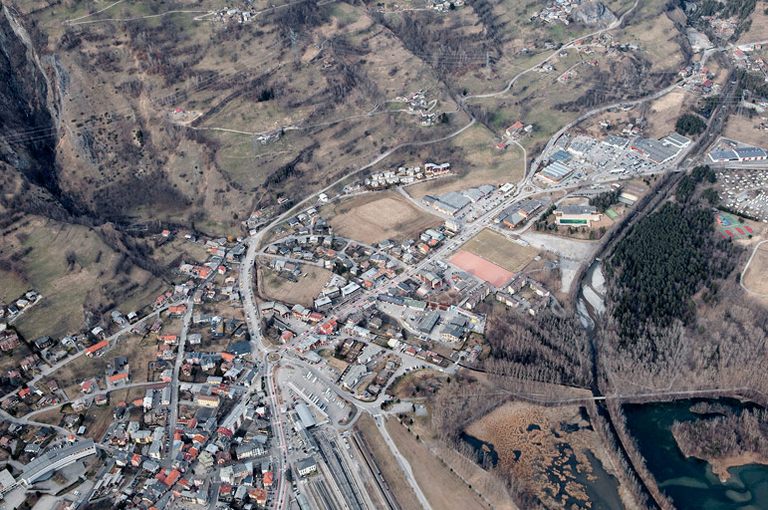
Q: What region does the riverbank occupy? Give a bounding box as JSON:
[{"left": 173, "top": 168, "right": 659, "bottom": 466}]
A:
[{"left": 708, "top": 453, "right": 768, "bottom": 482}]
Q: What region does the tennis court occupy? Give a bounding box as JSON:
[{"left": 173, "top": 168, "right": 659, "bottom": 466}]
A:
[{"left": 715, "top": 212, "right": 754, "bottom": 239}]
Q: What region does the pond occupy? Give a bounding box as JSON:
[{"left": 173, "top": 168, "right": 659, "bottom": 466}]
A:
[
  {"left": 460, "top": 432, "right": 499, "bottom": 467},
  {"left": 624, "top": 399, "right": 768, "bottom": 510}
]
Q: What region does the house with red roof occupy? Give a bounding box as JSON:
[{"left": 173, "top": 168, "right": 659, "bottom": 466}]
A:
[
  {"left": 249, "top": 488, "right": 267, "bottom": 505},
  {"left": 318, "top": 319, "right": 337, "bottom": 336},
  {"left": 85, "top": 340, "right": 109, "bottom": 357},
  {"left": 158, "top": 334, "right": 178, "bottom": 344},
  {"left": 167, "top": 304, "right": 187, "bottom": 317},
  {"left": 107, "top": 372, "right": 130, "bottom": 385},
  {"left": 81, "top": 380, "right": 95, "bottom": 394}
]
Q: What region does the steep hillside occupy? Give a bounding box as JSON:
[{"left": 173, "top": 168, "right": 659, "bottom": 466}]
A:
[{"left": 0, "top": 6, "right": 68, "bottom": 220}]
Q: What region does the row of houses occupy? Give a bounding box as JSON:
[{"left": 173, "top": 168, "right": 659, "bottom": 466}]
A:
[{"left": 496, "top": 275, "right": 552, "bottom": 316}]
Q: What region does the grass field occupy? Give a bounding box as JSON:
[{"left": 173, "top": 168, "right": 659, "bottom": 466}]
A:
[
  {"left": 461, "top": 229, "right": 538, "bottom": 273},
  {"left": 387, "top": 369, "right": 447, "bottom": 400},
  {"left": 31, "top": 385, "right": 147, "bottom": 441},
  {"left": 1, "top": 217, "right": 161, "bottom": 339},
  {"left": 724, "top": 114, "right": 768, "bottom": 149},
  {"left": 616, "top": 0, "right": 685, "bottom": 72},
  {"left": 405, "top": 415, "right": 518, "bottom": 510},
  {"left": 386, "top": 418, "right": 489, "bottom": 510},
  {"left": 406, "top": 124, "right": 526, "bottom": 199},
  {"left": 46, "top": 333, "right": 157, "bottom": 399},
  {"left": 738, "top": 6, "right": 768, "bottom": 43},
  {"left": 152, "top": 237, "right": 210, "bottom": 268},
  {"left": 645, "top": 90, "right": 690, "bottom": 138},
  {"left": 354, "top": 414, "right": 423, "bottom": 510},
  {"left": 743, "top": 243, "right": 768, "bottom": 296},
  {"left": 323, "top": 191, "right": 442, "bottom": 244},
  {"left": 259, "top": 265, "right": 332, "bottom": 307}
]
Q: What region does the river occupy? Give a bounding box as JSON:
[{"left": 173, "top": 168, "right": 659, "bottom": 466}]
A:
[{"left": 624, "top": 399, "right": 768, "bottom": 510}]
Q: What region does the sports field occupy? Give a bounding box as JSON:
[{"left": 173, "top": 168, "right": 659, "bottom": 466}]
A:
[
  {"left": 449, "top": 250, "right": 514, "bottom": 287},
  {"left": 715, "top": 212, "right": 754, "bottom": 240},
  {"left": 460, "top": 229, "right": 538, "bottom": 272},
  {"left": 323, "top": 191, "right": 442, "bottom": 244}
]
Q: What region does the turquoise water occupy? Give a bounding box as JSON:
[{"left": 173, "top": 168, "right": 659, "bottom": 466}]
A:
[{"left": 624, "top": 399, "right": 768, "bottom": 510}]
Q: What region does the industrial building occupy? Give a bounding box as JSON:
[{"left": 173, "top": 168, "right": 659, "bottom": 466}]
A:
[
  {"left": 629, "top": 137, "right": 681, "bottom": 164},
  {"left": 708, "top": 144, "right": 767, "bottom": 163},
  {"left": 538, "top": 161, "right": 573, "bottom": 184},
  {"left": 417, "top": 311, "right": 440, "bottom": 334},
  {"left": 496, "top": 199, "right": 544, "bottom": 228},
  {"left": 423, "top": 185, "right": 495, "bottom": 216}
]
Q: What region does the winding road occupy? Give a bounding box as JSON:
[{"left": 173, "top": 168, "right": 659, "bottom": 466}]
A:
[{"left": 740, "top": 239, "right": 768, "bottom": 297}]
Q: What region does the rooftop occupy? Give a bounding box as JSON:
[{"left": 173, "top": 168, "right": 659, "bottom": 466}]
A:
[
  {"left": 21, "top": 440, "right": 96, "bottom": 484},
  {"left": 556, "top": 204, "right": 598, "bottom": 215},
  {"left": 541, "top": 161, "right": 573, "bottom": 180}
]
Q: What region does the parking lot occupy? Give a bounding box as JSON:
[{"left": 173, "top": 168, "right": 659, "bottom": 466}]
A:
[
  {"left": 539, "top": 134, "right": 679, "bottom": 190},
  {"left": 717, "top": 170, "right": 768, "bottom": 222},
  {"left": 279, "top": 366, "right": 352, "bottom": 426}
]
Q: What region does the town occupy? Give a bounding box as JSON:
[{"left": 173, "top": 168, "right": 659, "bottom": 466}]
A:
[{"left": 1, "top": 0, "right": 768, "bottom": 509}]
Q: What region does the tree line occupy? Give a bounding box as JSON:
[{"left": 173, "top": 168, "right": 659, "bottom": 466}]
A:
[{"left": 589, "top": 188, "right": 622, "bottom": 212}]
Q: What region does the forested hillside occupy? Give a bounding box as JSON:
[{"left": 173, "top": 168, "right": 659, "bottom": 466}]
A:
[{"left": 604, "top": 201, "right": 736, "bottom": 343}]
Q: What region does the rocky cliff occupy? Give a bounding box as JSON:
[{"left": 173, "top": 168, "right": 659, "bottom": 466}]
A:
[{"left": 0, "top": 5, "right": 71, "bottom": 220}]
